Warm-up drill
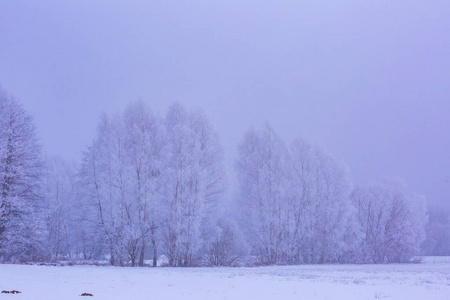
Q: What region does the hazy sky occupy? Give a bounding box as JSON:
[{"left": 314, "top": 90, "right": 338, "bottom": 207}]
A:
[{"left": 1, "top": 1, "right": 449, "bottom": 209}]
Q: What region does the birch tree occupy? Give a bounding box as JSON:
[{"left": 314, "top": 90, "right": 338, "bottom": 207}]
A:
[
  {"left": 236, "top": 125, "right": 291, "bottom": 264},
  {"left": 43, "top": 157, "right": 78, "bottom": 259},
  {"left": 163, "top": 103, "right": 225, "bottom": 266},
  {"left": 79, "top": 114, "right": 128, "bottom": 265},
  {"left": 123, "top": 102, "right": 165, "bottom": 267},
  {"left": 237, "top": 126, "right": 352, "bottom": 264},
  {"left": 289, "top": 137, "right": 352, "bottom": 263}
]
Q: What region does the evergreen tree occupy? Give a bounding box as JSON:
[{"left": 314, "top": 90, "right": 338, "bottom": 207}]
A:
[{"left": 0, "top": 88, "right": 46, "bottom": 262}]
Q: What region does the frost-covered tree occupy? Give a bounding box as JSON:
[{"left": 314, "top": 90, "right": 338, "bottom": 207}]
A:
[
  {"left": 203, "top": 217, "right": 249, "bottom": 266},
  {"left": 123, "top": 102, "right": 165, "bottom": 266},
  {"left": 79, "top": 102, "right": 224, "bottom": 266},
  {"left": 288, "top": 137, "right": 352, "bottom": 263},
  {"left": 0, "top": 88, "right": 47, "bottom": 262},
  {"left": 79, "top": 114, "right": 128, "bottom": 265},
  {"left": 163, "top": 103, "right": 225, "bottom": 266},
  {"left": 43, "top": 157, "right": 78, "bottom": 260},
  {"left": 422, "top": 208, "right": 450, "bottom": 256},
  {"left": 236, "top": 125, "right": 291, "bottom": 264},
  {"left": 351, "top": 179, "right": 427, "bottom": 263},
  {"left": 237, "top": 126, "right": 353, "bottom": 265}
]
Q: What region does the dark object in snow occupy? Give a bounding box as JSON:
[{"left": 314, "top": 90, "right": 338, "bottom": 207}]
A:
[
  {"left": 1, "top": 290, "right": 22, "bottom": 294},
  {"left": 80, "top": 292, "right": 94, "bottom": 296}
]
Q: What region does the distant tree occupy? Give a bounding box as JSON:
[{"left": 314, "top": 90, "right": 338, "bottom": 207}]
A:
[
  {"left": 0, "top": 88, "right": 47, "bottom": 262},
  {"left": 351, "top": 179, "right": 427, "bottom": 263},
  {"left": 236, "top": 125, "right": 291, "bottom": 264},
  {"left": 42, "top": 157, "right": 78, "bottom": 260},
  {"left": 237, "top": 127, "right": 352, "bottom": 264},
  {"left": 163, "top": 103, "right": 225, "bottom": 266},
  {"left": 79, "top": 114, "right": 125, "bottom": 265},
  {"left": 203, "top": 218, "right": 248, "bottom": 266},
  {"left": 421, "top": 208, "right": 450, "bottom": 256},
  {"left": 123, "top": 102, "right": 165, "bottom": 267},
  {"left": 288, "top": 137, "right": 352, "bottom": 263}
]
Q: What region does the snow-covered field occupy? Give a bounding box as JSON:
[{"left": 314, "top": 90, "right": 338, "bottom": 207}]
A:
[{"left": 1, "top": 257, "right": 449, "bottom": 300}]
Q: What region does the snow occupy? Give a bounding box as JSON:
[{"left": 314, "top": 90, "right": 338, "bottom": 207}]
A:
[{"left": 1, "top": 257, "right": 449, "bottom": 300}]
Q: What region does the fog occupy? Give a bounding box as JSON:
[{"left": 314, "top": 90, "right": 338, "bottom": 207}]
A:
[{"left": 1, "top": 0, "right": 449, "bottom": 209}]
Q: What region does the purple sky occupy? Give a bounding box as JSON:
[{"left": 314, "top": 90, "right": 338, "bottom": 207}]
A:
[{"left": 1, "top": 1, "right": 449, "bottom": 209}]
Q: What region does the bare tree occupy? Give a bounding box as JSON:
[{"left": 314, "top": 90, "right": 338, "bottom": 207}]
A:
[
  {"left": 79, "top": 114, "right": 128, "bottom": 265},
  {"left": 289, "top": 137, "right": 352, "bottom": 263},
  {"left": 237, "top": 126, "right": 352, "bottom": 264},
  {"left": 43, "top": 157, "right": 78, "bottom": 260},
  {"left": 204, "top": 218, "right": 248, "bottom": 266},
  {"left": 123, "top": 102, "right": 165, "bottom": 267},
  {"left": 163, "top": 103, "right": 225, "bottom": 266},
  {"left": 351, "top": 179, "right": 427, "bottom": 263},
  {"left": 236, "top": 125, "right": 291, "bottom": 264}
]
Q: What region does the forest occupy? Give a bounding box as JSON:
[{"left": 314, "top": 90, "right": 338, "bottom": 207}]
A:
[{"left": 0, "top": 87, "right": 448, "bottom": 266}]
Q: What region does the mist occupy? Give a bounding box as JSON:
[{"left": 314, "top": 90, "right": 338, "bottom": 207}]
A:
[{"left": 1, "top": 1, "right": 449, "bottom": 208}]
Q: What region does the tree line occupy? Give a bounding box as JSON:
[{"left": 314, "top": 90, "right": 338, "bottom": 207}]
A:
[{"left": 0, "top": 87, "right": 434, "bottom": 266}]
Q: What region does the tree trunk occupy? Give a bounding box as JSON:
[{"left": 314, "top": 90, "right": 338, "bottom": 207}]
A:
[
  {"left": 151, "top": 226, "right": 157, "bottom": 267},
  {"left": 139, "top": 239, "right": 145, "bottom": 266}
]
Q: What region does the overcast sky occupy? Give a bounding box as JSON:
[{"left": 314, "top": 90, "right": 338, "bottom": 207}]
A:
[{"left": 1, "top": 1, "right": 449, "bottom": 209}]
